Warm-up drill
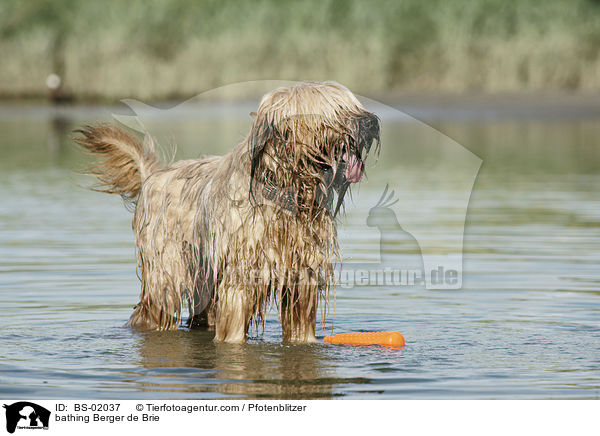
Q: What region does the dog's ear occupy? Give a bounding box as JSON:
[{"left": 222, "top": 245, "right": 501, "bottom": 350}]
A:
[{"left": 249, "top": 112, "right": 276, "bottom": 199}]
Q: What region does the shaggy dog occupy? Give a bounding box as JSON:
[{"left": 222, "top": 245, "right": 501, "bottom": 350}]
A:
[{"left": 75, "top": 82, "right": 380, "bottom": 342}]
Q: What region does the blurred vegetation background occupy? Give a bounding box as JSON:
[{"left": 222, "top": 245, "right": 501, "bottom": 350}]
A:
[{"left": 2, "top": 0, "right": 600, "bottom": 101}]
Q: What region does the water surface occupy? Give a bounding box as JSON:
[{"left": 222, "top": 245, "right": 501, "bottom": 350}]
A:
[{"left": 0, "top": 100, "right": 599, "bottom": 399}]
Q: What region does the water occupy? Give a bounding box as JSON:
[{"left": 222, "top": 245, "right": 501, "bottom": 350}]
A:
[{"left": 1, "top": 98, "right": 599, "bottom": 399}]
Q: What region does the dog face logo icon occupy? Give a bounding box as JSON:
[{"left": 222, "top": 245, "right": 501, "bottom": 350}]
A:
[{"left": 3, "top": 402, "right": 50, "bottom": 434}]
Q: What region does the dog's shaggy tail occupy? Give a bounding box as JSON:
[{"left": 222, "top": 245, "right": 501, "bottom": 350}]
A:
[{"left": 74, "top": 125, "right": 161, "bottom": 201}]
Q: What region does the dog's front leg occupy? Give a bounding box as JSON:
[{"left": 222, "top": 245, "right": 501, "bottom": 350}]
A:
[
  {"left": 214, "top": 287, "right": 251, "bottom": 342},
  {"left": 281, "top": 290, "right": 318, "bottom": 343}
]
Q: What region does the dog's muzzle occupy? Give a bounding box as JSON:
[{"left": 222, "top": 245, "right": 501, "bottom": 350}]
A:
[{"left": 317, "top": 151, "right": 364, "bottom": 217}]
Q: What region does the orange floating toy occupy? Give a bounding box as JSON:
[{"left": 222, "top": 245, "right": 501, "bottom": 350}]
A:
[{"left": 324, "top": 331, "right": 405, "bottom": 347}]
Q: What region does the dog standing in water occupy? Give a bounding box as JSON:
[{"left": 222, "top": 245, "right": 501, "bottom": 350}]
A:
[{"left": 76, "top": 82, "right": 380, "bottom": 342}]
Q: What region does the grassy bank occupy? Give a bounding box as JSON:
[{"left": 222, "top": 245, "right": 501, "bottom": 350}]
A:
[{"left": 2, "top": 0, "right": 600, "bottom": 100}]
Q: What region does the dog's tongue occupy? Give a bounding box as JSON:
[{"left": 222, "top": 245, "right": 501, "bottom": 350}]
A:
[{"left": 343, "top": 152, "right": 363, "bottom": 183}]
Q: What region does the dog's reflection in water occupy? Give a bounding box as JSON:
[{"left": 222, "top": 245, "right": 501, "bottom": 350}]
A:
[{"left": 135, "top": 327, "right": 336, "bottom": 399}]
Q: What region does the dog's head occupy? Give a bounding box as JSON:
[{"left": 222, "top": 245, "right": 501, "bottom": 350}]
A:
[{"left": 248, "top": 81, "right": 380, "bottom": 217}]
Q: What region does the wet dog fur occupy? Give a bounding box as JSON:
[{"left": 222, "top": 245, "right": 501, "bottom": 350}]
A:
[{"left": 75, "top": 82, "right": 379, "bottom": 342}]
